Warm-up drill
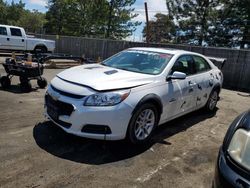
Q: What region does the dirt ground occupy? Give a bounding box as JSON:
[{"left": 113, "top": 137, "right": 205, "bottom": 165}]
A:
[{"left": 0, "top": 67, "right": 250, "bottom": 188}]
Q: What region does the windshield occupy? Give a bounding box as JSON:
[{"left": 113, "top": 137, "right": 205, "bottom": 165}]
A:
[{"left": 102, "top": 50, "right": 173, "bottom": 75}]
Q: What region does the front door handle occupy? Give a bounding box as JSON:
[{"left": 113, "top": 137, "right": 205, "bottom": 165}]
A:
[
  {"left": 22, "top": 39, "right": 24, "bottom": 42},
  {"left": 7, "top": 38, "right": 9, "bottom": 41},
  {"left": 169, "top": 98, "right": 176, "bottom": 102}
]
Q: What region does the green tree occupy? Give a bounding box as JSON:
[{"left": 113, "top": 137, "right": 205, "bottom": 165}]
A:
[
  {"left": 6, "top": 0, "right": 25, "bottom": 25},
  {"left": 166, "top": 0, "right": 220, "bottom": 45},
  {"left": 215, "top": 0, "right": 250, "bottom": 48},
  {"left": 45, "top": 0, "right": 140, "bottom": 39},
  {"left": 142, "top": 13, "right": 176, "bottom": 43},
  {"left": 105, "top": 0, "right": 140, "bottom": 39},
  {"left": 166, "top": 0, "right": 250, "bottom": 48},
  {"left": 18, "top": 10, "right": 46, "bottom": 34},
  {"left": 45, "top": 0, "right": 66, "bottom": 35},
  {"left": 74, "top": 0, "right": 109, "bottom": 37},
  {"left": 0, "top": 0, "right": 7, "bottom": 24}
]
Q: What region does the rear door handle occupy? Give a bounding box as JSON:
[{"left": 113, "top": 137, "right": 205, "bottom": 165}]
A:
[
  {"left": 7, "top": 38, "right": 9, "bottom": 41},
  {"left": 188, "top": 80, "right": 196, "bottom": 86},
  {"left": 198, "top": 84, "right": 202, "bottom": 90},
  {"left": 22, "top": 39, "right": 24, "bottom": 42}
]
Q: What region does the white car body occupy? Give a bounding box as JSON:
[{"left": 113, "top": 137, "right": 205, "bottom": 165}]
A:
[
  {"left": 0, "top": 25, "right": 55, "bottom": 52},
  {"left": 44, "top": 48, "right": 223, "bottom": 141}
]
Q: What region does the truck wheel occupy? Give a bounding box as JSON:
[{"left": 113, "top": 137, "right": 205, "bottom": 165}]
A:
[
  {"left": 37, "top": 77, "right": 47, "bottom": 89},
  {"left": 20, "top": 81, "right": 32, "bottom": 92},
  {"left": 0, "top": 76, "right": 11, "bottom": 89},
  {"left": 127, "top": 103, "right": 159, "bottom": 144},
  {"left": 34, "top": 46, "right": 47, "bottom": 54}
]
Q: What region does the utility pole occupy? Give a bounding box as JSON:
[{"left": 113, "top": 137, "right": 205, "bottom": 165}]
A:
[
  {"left": 144, "top": 2, "right": 149, "bottom": 44},
  {"left": 106, "top": 0, "right": 114, "bottom": 38}
]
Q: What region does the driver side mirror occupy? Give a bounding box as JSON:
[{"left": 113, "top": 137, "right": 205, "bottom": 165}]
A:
[{"left": 166, "top": 71, "right": 187, "bottom": 81}]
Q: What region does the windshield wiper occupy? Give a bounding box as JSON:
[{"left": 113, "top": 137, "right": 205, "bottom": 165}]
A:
[
  {"left": 100, "top": 63, "right": 108, "bottom": 67},
  {"left": 114, "top": 67, "right": 131, "bottom": 71}
]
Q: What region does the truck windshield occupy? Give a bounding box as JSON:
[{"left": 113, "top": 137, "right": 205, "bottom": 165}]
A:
[{"left": 102, "top": 50, "right": 173, "bottom": 75}]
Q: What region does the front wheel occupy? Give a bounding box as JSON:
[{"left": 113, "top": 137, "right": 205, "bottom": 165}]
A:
[
  {"left": 127, "top": 103, "right": 159, "bottom": 144},
  {"left": 205, "top": 90, "right": 219, "bottom": 112}
]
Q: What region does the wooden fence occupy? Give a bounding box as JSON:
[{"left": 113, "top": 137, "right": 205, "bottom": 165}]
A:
[{"left": 36, "top": 34, "right": 250, "bottom": 92}]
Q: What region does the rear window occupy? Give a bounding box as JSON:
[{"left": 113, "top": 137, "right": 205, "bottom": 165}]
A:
[
  {"left": 10, "top": 28, "right": 22, "bottom": 37},
  {"left": 171, "top": 55, "right": 194, "bottom": 75},
  {"left": 0, "top": 27, "right": 7, "bottom": 35},
  {"left": 193, "top": 56, "right": 211, "bottom": 73}
]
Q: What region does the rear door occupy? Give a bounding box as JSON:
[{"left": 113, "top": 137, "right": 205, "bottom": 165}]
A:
[
  {"left": 0, "top": 26, "right": 9, "bottom": 49},
  {"left": 9, "top": 27, "right": 25, "bottom": 50},
  {"left": 191, "top": 55, "right": 213, "bottom": 107},
  {"left": 163, "top": 55, "right": 197, "bottom": 119}
]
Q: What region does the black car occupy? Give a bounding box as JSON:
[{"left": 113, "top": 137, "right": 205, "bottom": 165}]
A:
[{"left": 214, "top": 110, "right": 250, "bottom": 188}]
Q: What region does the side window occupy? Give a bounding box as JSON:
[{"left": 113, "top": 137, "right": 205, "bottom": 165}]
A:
[
  {"left": 10, "top": 28, "right": 22, "bottom": 37},
  {"left": 193, "top": 56, "right": 211, "bottom": 73},
  {"left": 171, "top": 55, "right": 194, "bottom": 75},
  {"left": 0, "top": 27, "right": 7, "bottom": 35}
]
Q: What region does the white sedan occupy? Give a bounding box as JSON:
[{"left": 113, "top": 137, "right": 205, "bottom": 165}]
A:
[{"left": 44, "top": 48, "right": 223, "bottom": 144}]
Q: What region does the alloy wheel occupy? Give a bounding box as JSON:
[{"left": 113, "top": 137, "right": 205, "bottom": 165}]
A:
[{"left": 134, "top": 109, "right": 155, "bottom": 140}]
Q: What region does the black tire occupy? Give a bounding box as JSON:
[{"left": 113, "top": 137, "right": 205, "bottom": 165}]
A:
[
  {"left": 37, "top": 77, "right": 48, "bottom": 89},
  {"left": 127, "top": 103, "right": 159, "bottom": 144},
  {"left": 20, "top": 81, "right": 32, "bottom": 92},
  {"left": 34, "top": 46, "right": 47, "bottom": 54},
  {"left": 0, "top": 76, "right": 11, "bottom": 89},
  {"left": 205, "top": 89, "right": 219, "bottom": 112}
]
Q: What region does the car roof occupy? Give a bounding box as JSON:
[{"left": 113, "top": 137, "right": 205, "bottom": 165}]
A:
[
  {"left": 0, "top": 24, "right": 22, "bottom": 29},
  {"left": 128, "top": 47, "right": 201, "bottom": 56}
]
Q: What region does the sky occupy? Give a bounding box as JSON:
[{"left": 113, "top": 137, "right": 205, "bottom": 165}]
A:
[
  {"left": 7, "top": 0, "right": 167, "bottom": 41},
  {"left": 132, "top": 0, "right": 168, "bottom": 41}
]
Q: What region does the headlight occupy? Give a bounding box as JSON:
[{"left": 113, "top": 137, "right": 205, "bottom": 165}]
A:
[
  {"left": 228, "top": 129, "right": 250, "bottom": 171},
  {"left": 84, "top": 90, "right": 130, "bottom": 106}
]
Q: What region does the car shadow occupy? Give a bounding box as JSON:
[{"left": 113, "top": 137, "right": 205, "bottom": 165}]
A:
[{"left": 33, "top": 108, "right": 218, "bottom": 165}]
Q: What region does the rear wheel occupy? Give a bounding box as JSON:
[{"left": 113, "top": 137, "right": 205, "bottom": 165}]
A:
[
  {"left": 0, "top": 76, "right": 11, "bottom": 89},
  {"left": 34, "top": 46, "right": 47, "bottom": 54},
  {"left": 205, "top": 90, "right": 219, "bottom": 112},
  {"left": 127, "top": 103, "right": 159, "bottom": 144},
  {"left": 37, "top": 77, "right": 47, "bottom": 89}
]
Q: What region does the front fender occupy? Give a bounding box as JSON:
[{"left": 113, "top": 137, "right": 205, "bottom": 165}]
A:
[{"left": 132, "top": 93, "right": 163, "bottom": 115}]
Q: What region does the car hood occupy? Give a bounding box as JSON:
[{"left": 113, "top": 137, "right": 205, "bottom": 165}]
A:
[{"left": 56, "top": 64, "right": 155, "bottom": 91}]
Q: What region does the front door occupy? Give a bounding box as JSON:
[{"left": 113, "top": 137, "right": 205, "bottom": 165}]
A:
[{"left": 0, "top": 26, "right": 9, "bottom": 50}]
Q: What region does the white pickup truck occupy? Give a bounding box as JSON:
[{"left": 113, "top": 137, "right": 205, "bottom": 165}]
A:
[{"left": 0, "top": 25, "right": 55, "bottom": 53}]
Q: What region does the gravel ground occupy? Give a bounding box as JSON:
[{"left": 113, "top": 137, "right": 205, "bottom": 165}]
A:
[{"left": 0, "top": 67, "right": 250, "bottom": 188}]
